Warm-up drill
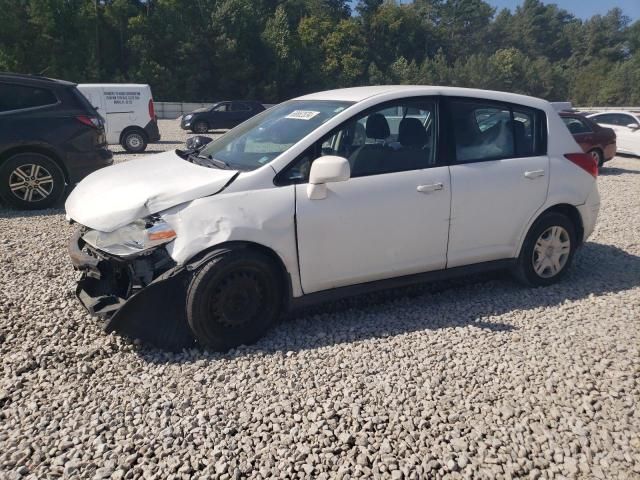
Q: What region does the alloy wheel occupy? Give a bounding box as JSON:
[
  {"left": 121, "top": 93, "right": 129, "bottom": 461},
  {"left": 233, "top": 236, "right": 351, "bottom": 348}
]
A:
[
  {"left": 9, "top": 164, "right": 55, "bottom": 202},
  {"left": 532, "top": 226, "right": 571, "bottom": 278}
]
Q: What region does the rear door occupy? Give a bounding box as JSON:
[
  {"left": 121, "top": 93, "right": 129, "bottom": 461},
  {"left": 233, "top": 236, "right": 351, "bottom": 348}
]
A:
[
  {"left": 229, "top": 101, "right": 253, "bottom": 127},
  {"left": 102, "top": 87, "right": 139, "bottom": 144},
  {"left": 445, "top": 98, "right": 549, "bottom": 267}
]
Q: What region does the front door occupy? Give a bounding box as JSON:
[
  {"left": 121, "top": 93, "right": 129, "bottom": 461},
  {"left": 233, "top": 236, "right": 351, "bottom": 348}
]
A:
[
  {"left": 291, "top": 98, "right": 451, "bottom": 294},
  {"left": 445, "top": 98, "right": 550, "bottom": 267}
]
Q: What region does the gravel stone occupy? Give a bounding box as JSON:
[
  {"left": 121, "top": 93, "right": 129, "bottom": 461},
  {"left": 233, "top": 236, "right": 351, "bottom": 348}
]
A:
[{"left": 0, "top": 120, "right": 639, "bottom": 478}]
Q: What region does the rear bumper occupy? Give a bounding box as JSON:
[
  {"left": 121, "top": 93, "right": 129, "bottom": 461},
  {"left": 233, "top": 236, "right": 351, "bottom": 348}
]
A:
[
  {"left": 67, "top": 147, "right": 113, "bottom": 184},
  {"left": 68, "top": 229, "right": 193, "bottom": 349},
  {"left": 577, "top": 184, "right": 600, "bottom": 242},
  {"left": 144, "top": 119, "right": 161, "bottom": 143}
]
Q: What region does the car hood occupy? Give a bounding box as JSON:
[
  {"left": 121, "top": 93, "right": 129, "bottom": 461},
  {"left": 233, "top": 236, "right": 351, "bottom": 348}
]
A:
[{"left": 65, "top": 150, "right": 238, "bottom": 232}]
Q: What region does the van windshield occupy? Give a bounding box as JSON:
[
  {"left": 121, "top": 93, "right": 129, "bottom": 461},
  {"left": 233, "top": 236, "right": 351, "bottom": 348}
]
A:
[{"left": 198, "top": 100, "right": 353, "bottom": 171}]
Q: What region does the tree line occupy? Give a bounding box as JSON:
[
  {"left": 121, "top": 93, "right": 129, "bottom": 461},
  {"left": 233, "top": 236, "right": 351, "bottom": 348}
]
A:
[{"left": 1, "top": 0, "right": 639, "bottom": 106}]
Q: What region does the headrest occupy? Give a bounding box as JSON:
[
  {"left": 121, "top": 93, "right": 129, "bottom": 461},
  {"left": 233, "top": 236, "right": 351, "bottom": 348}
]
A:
[
  {"left": 398, "top": 118, "right": 428, "bottom": 147},
  {"left": 366, "top": 113, "right": 390, "bottom": 139}
]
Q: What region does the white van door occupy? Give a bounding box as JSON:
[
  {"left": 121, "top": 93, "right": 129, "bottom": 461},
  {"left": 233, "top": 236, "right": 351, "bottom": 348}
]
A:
[{"left": 102, "top": 87, "right": 140, "bottom": 144}]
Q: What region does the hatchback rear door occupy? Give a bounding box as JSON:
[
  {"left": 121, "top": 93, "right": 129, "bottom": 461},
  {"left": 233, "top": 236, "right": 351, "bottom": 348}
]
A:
[{"left": 444, "top": 98, "right": 549, "bottom": 267}]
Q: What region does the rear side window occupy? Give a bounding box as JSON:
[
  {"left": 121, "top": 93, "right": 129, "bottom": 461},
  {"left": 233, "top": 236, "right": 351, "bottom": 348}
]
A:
[
  {"left": 562, "top": 116, "right": 592, "bottom": 134},
  {"left": 231, "top": 102, "right": 251, "bottom": 112},
  {"left": 450, "top": 100, "right": 546, "bottom": 163},
  {"left": 593, "top": 113, "right": 638, "bottom": 127},
  {"left": 0, "top": 83, "right": 58, "bottom": 112}
]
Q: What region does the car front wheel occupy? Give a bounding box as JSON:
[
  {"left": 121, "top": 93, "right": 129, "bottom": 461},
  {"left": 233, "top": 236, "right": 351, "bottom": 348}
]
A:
[
  {"left": 186, "top": 248, "right": 283, "bottom": 351},
  {"left": 513, "top": 212, "right": 577, "bottom": 286},
  {"left": 192, "top": 121, "right": 209, "bottom": 134},
  {"left": 0, "top": 153, "right": 65, "bottom": 209}
]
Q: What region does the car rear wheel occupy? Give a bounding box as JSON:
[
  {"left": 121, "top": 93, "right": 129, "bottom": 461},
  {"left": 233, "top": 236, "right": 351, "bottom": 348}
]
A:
[
  {"left": 192, "top": 121, "right": 209, "bottom": 134},
  {"left": 186, "top": 249, "right": 283, "bottom": 351},
  {"left": 0, "top": 153, "right": 65, "bottom": 210},
  {"left": 589, "top": 148, "right": 604, "bottom": 168},
  {"left": 121, "top": 130, "right": 148, "bottom": 153},
  {"left": 513, "top": 212, "right": 577, "bottom": 287}
]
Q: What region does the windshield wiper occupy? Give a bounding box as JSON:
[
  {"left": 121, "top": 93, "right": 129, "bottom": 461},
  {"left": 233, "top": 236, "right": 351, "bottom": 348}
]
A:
[{"left": 189, "top": 154, "right": 232, "bottom": 170}]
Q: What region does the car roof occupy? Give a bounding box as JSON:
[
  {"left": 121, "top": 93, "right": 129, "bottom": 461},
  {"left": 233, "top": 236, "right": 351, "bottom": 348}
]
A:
[
  {"left": 0, "top": 72, "right": 76, "bottom": 87},
  {"left": 295, "top": 85, "right": 551, "bottom": 110}
]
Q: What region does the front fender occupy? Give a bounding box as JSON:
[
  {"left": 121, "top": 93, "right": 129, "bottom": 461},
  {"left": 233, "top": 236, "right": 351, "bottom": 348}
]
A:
[{"left": 160, "top": 186, "right": 302, "bottom": 297}]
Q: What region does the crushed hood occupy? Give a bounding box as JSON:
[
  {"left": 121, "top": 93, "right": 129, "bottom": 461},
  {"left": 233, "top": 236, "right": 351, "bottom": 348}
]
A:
[{"left": 65, "top": 150, "right": 238, "bottom": 232}]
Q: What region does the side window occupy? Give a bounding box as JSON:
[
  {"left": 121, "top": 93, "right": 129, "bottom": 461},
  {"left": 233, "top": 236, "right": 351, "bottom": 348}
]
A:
[
  {"left": 621, "top": 114, "right": 639, "bottom": 127},
  {"left": 213, "top": 103, "right": 229, "bottom": 112},
  {"left": 452, "top": 102, "right": 513, "bottom": 162},
  {"left": 231, "top": 102, "right": 251, "bottom": 112},
  {"left": 451, "top": 100, "right": 545, "bottom": 163},
  {"left": 0, "top": 83, "right": 57, "bottom": 113},
  {"left": 562, "top": 117, "right": 591, "bottom": 134},
  {"left": 278, "top": 99, "right": 437, "bottom": 184}
]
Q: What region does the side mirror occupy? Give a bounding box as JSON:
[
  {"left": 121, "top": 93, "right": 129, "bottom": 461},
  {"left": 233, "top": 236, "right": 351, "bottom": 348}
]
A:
[
  {"left": 627, "top": 123, "right": 639, "bottom": 130},
  {"left": 307, "top": 155, "right": 350, "bottom": 200},
  {"left": 185, "top": 135, "right": 213, "bottom": 152}
]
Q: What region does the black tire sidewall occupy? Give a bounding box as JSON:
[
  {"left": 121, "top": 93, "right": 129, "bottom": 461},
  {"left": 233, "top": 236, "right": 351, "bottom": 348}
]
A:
[
  {"left": 0, "top": 153, "right": 65, "bottom": 209},
  {"left": 589, "top": 149, "right": 604, "bottom": 167},
  {"left": 186, "top": 249, "right": 282, "bottom": 351},
  {"left": 122, "top": 131, "right": 147, "bottom": 153},
  {"left": 516, "top": 212, "right": 577, "bottom": 287},
  {"left": 193, "top": 121, "right": 208, "bottom": 134}
]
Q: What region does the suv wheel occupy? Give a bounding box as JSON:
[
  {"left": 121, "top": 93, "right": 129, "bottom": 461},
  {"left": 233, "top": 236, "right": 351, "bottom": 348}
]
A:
[
  {"left": 192, "top": 121, "right": 209, "bottom": 134},
  {"left": 186, "top": 249, "right": 282, "bottom": 351},
  {"left": 0, "top": 153, "right": 65, "bottom": 210},
  {"left": 121, "top": 130, "right": 148, "bottom": 153},
  {"left": 513, "top": 212, "right": 576, "bottom": 286}
]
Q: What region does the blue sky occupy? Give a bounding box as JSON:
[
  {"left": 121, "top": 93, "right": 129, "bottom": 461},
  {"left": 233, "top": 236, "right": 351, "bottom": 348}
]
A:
[{"left": 486, "top": 0, "right": 640, "bottom": 21}]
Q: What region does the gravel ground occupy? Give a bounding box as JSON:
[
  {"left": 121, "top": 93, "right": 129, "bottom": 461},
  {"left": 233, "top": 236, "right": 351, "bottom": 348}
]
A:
[{"left": 1, "top": 119, "right": 639, "bottom": 480}]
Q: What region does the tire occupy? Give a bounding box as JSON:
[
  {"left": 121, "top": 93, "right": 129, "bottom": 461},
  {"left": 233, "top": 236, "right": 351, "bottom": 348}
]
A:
[
  {"left": 186, "top": 249, "right": 283, "bottom": 351},
  {"left": 192, "top": 121, "right": 209, "bottom": 134},
  {"left": 513, "top": 212, "right": 577, "bottom": 287},
  {"left": 121, "top": 130, "right": 148, "bottom": 153},
  {"left": 589, "top": 148, "right": 604, "bottom": 168},
  {"left": 0, "top": 153, "right": 65, "bottom": 209}
]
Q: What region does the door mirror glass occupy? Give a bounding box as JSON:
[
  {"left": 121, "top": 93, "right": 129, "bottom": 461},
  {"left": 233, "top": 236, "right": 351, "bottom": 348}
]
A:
[{"left": 309, "top": 155, "right": 350, "bottom": 184}]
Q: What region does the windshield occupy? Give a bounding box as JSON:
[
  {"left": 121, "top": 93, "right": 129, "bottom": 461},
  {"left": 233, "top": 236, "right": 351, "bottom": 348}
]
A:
[{"left": 198, "top": 100, "right": 353, "bottom": 171}]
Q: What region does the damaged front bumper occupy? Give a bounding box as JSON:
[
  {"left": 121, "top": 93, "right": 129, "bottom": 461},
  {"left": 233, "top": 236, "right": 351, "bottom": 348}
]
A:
[{"left": 68, "top": 228, "right": 195, "bottom": 349}]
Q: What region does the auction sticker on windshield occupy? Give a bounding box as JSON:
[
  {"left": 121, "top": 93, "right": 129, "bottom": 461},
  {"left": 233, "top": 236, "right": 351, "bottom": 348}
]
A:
[{"left": 286, "top": 110, "right": 320, "bottom": 120}]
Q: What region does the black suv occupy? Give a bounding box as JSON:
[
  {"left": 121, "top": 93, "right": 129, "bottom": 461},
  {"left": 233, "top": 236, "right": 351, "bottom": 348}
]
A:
[
  {"left": 0, "top": 73, "right": 113, "bottom": 209},
  {"left": 180, "top": 100, "right": 265, "bottom": 133}
]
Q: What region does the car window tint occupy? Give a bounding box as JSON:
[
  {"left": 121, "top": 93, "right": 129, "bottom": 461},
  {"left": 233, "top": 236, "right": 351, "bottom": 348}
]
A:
[
  {"left": 595, "top": 113, "right": 637, "bottom": 126},
  {"left": 563, "top": 117, "right": 591, "bottom": 134},
  {"left": 0, "top": 83, "right": 57, "bottom": 112},
  {"left": 281, "top": 99, "right": 436, "bottom": 182},
  {"left": 452, "top": 102, "right": 514, "bottom": 162},
  {"left": 512, "top": 108, "right": 537, "bottom": 156},
  {"left": 213, "top": 103, "right": 229, "bottom": 112},
  {"left": 231, "top": 102, "right": 251, "bottom": 112}
]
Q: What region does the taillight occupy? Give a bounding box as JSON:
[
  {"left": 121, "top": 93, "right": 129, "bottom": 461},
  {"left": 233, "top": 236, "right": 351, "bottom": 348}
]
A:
[
  {"left": 564, "top": 153, "right": 598, "bottom": 178},
  {"left": 76, "top": 115, "right": 100, "bottom": 129},
  {"left": 148, "top": 99, "right": 156, "bottom": 120}
]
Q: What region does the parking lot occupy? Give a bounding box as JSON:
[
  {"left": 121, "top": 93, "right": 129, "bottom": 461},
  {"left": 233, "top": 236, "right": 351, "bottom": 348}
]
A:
[{"left": 1, "top": 119, "right": 639, "bottom": 479}]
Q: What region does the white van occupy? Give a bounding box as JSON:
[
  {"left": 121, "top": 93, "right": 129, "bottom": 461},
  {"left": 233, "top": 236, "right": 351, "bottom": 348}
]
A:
[{"left": 77, "top": 84, "right": 160, "bottom": 153}]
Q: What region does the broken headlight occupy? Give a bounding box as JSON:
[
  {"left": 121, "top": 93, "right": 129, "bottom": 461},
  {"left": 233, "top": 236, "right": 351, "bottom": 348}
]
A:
[{"left": 82, "top": 218, "right": 176, "bottom": 257}]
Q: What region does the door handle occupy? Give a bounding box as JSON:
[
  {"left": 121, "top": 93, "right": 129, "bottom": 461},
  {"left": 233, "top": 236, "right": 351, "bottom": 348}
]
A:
[
  {"left": 524, "top": 170, "right": 545, "bottom": 179},
  {"left": 417, "top": 183, "right": 444, "bottom": 193}
]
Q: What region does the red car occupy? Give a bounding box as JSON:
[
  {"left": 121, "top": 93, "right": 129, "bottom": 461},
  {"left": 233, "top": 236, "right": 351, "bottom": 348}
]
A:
[{"left": 560, "top": 112, "right": 616, "bottom": 167}]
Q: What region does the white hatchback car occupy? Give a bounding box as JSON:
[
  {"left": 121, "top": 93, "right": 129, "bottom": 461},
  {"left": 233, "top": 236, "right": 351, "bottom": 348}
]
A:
[{"left": 66, "top": 86, "right": 600, "bottom": 351}]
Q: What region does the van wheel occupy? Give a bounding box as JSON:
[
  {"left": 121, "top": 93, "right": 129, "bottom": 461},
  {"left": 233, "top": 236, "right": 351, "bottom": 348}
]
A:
[
  {"left": 121, "top": 130, "right": 147, "bottom": 153},
  {"left": 0, "top": 153, "right": 65, "bottom": 210},
  {"left": 192, "top": 121, "right": 209, "bottom": 134},
  {"left": 513, "top": 212, "right": 576, "bottom": 286},
  {"left": 186, "top": 249, "right": 282, "bottom": 351}
]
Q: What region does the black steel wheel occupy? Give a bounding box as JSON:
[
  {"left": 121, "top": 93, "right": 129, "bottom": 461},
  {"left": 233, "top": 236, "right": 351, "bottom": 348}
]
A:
[{"left": 186, "top": 249, "right": 283, "bottom": 351}]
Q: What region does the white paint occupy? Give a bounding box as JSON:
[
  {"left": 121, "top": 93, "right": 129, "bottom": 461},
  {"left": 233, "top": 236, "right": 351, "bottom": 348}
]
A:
[
  {"left": 65, "top": 150, "right": 237, "bottom": 232},
  {"left": 66, "top": 86, "right": 598, "bottom": 300},
  {"left": 587, "top": 111, "right": 640, "bottom": 156}
]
